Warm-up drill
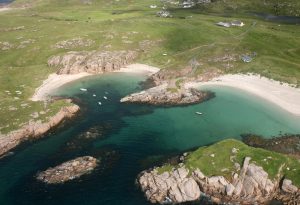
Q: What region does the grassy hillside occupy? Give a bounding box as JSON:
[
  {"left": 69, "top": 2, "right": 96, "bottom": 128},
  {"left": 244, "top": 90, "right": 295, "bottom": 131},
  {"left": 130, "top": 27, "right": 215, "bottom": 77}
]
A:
[
  {"left": 157, "top": 139, "right": 300, "bottom": 186},
  {"left": 0, "top": 0, "right": 300, "bottom": 134}
]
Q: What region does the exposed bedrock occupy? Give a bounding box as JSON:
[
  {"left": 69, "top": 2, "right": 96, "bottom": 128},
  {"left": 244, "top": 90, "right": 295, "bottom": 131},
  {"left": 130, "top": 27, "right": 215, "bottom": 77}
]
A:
[
  {"left": 0, "top": 104, "right": 80, "bottom": 158},
  {"left": 48, "top": 50, "right": 137, "bottom": 74},
  {"left": 120, "top": 83, "right": 214, "bottom": 106},
  {"left": 37, "top": 156, "right": 98, "bottom": 184},
  {"left": 138, "top": 157, "right": 299, "bottom": 204}
]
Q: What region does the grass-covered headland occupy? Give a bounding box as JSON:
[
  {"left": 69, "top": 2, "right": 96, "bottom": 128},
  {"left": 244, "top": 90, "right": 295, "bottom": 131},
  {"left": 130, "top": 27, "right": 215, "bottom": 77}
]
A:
[
  {"left": 157, "top": 139, "right": 300, "bottom": 186},
  {"left": 1, "top": 0, "right": 300, "bottom": 134}
]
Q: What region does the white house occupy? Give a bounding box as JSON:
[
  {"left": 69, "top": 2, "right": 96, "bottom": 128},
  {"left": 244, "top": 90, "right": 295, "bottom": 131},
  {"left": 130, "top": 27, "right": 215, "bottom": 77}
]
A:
[{"left": 231, "top": 20, "right": 245, "bottom": 27}]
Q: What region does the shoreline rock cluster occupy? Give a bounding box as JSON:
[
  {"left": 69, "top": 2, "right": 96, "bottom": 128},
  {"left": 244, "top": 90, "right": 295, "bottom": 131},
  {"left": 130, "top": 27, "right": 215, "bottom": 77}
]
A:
[
  {"left": 120, "top": 83, "right": 214, "bottom": 106},
  {"left": 0, "top": 104, "right": 80, "bottom": 158},
  {"left": 242, "top": 134, "right": 300, "bottom": 159},
  {"left": 138, "top": 156, "right": 299, "bottom": 205},
  {"left": 37, "top": 156, "right": 98, "bottom": 184},
  {"left": 48, "top": 50, "right": 137, "bottom": 74}
]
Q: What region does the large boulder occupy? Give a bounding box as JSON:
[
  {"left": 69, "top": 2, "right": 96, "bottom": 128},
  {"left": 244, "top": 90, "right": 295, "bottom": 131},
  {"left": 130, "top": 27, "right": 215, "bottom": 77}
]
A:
[
  {"left": 282, "top": 179, "right": 298, "bottom": 193},
  {"left": 138, "top": 167, "right": 201, "bottom": 204}
]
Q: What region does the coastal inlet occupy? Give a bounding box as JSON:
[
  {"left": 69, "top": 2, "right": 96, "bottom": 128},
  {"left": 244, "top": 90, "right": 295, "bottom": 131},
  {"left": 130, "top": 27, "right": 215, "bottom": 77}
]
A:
[{"left": 0, "top": 73, "right": 299, "bottom": 205}]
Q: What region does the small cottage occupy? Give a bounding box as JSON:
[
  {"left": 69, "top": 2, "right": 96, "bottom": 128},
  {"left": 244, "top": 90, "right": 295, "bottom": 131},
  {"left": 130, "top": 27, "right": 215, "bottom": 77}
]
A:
[
  {"left": 216, "top": 22, "right": 231, "bottom": 28},
  {"left": 231, "top": 20, "right": 245, "bottom": 27}
]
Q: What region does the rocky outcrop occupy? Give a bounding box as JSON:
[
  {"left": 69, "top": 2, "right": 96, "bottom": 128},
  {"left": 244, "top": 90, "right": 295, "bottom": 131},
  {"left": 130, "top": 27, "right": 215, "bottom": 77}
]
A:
[
  {"left": 275, "top": 189, "right": 300, "bottom": 204},
  {"left": 281, "top": 179, "right": 298, "bottom": 193},
  {"left": 53, "top": 38, "right": 95, "bottom": 49},
  {"left": 138, "top": 156, "right": 298, "bottom": 204},
  {"left": 0, "top": 41, "right": 14, "bottom": 50},
  {"left": 120, "top": 83, "right": 214, "bottom": 106},
  {"left": 48, "top": 50, "right": 137, "bottom": 74},
  {"left": 0, "top": 104, "right": 80, "bottom": 157},
  {"left": 138, "top": 167, "right": 201, "bottom": 204},
  {"left": 195, "top": 157, "right": 277, "bottom": 204},
  {"left": 37, "top": 156, "right": 98, "bottom": 184},
  {"left": 242, "top": 134, "right": 300, "bottom": 159}
]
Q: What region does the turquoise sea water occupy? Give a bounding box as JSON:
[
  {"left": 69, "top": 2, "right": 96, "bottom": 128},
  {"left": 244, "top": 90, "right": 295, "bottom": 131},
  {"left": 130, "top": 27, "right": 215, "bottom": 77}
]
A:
[
  {"left": 0, "top": 73, "right": 299, "bottom": 205},
  {"left": 0, "top": 0, "right": 13, "bottom": 4}
]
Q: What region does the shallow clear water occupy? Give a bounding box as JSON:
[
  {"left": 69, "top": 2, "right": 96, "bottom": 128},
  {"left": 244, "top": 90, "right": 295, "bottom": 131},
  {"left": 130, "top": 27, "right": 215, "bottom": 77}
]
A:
[
  {"left": 0, "top": 73, "right": 299, "bottom": 205},
  {"left": 0, "top": 0, "right": 13, "bottom": 4}
]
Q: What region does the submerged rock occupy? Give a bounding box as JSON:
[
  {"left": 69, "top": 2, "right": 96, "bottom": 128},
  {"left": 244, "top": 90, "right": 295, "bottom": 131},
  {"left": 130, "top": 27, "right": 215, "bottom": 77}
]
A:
[
  {"left": 37, "top": 156, "right": 98, "bottom": 184},
  {"left": 48, "top": 50, "right": 137, "bottom": 74},
  {"left": 120, "top": 83, "right": 214, "bottom": 106}
]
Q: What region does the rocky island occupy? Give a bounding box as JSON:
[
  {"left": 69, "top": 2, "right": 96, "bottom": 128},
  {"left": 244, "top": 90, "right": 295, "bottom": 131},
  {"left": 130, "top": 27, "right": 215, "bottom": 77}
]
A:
[
  {"left": 137, "top": 139, "right": 300, "bottom": 204},
  {"left": 37, "top": 156, "right": 98, "bottom": 184}
]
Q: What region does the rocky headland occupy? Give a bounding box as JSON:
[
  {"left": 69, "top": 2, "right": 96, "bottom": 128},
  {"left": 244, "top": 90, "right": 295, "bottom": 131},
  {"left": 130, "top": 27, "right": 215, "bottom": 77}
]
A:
[
  {"left": 120, "top": 83, "right": 214, "bottom": 106},
  {"left": 37, "top": 156, "right": 98, "bottom": 184},
  {"left": 137, "top": 139, "right": 300, "bottom": 204},
  {"left": 48, "top": 50, "right": 137, "bottom": 74},
  {"left": 0, "top": 103, "right": 80, "bottom": 158}
]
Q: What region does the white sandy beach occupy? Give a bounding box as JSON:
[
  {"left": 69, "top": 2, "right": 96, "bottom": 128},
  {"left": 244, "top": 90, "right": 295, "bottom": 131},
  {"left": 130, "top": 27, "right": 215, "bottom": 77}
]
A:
[
  {"left": 185, "top": 74, "right": 300, "bottom": 116},
  {"left": 117, "top": 64, "right": 160, "bottom": 75},
  {"left": 0, "top": 7, "right": 11, "bottom": 12},
  {"left": 31, "top": 64, "right": 160, "bottom": 101}
]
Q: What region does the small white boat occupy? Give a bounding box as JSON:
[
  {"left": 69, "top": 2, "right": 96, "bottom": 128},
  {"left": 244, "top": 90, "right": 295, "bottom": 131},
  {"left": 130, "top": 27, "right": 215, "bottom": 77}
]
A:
[
  {"left": 98, "top": 102, "right": 102, "bottom": 105},
  {"left": 103, "top": 96, "right": 108, "bottom": 100},
  {"left": 195, "top": 112, "right": 203, "bottom": 115},
  {"left": 93, "top": 94, "right": 96, "bottom": 97},
  {"left": 80, "top": 88, "right": 87, "bottom": 92}
]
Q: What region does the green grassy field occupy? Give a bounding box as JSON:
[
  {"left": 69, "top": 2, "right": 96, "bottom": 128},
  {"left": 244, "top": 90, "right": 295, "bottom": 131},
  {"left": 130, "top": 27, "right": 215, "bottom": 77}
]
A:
[
  {"left": 0, "top": 0, "right": 300, "bottom": 134},
  {"left": 157, "top": 139, "right": 300, "bottom": 186}
]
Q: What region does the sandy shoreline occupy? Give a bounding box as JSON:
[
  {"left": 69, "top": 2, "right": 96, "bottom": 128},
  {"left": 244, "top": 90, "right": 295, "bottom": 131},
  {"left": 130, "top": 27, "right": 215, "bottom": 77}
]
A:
[
  {"left": 0, "top": 7, "right": 11, "bottom": 12},
  {"left": 32, "top": 66, "right": 300, "bottom": 116},
  {"left": 185, "top": 74, "right": 300, "bottom": 116},
  {"left": 31, "top": 64, "right": 160, "bottom": 101}
]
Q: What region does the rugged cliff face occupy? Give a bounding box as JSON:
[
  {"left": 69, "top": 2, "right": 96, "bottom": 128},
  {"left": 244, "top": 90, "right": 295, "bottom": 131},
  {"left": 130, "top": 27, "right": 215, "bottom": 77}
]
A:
[
  {"left": 137, "top": 140, "right": 300, "bottom": 204},
  {"left": 120, "top": 83, "right": 214, "bottom": 106},
  {"left": 0, "top": 104, "right": 80, "bottom": 157},
  {"left": 138, "top": 158, "right": 283, "bottom": 204},
  {"left": 139, "top": 167, "right": 201, "bottom": 204},
  {"left": 48, "top": 50, "right": 137, "bottom": 74}
]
